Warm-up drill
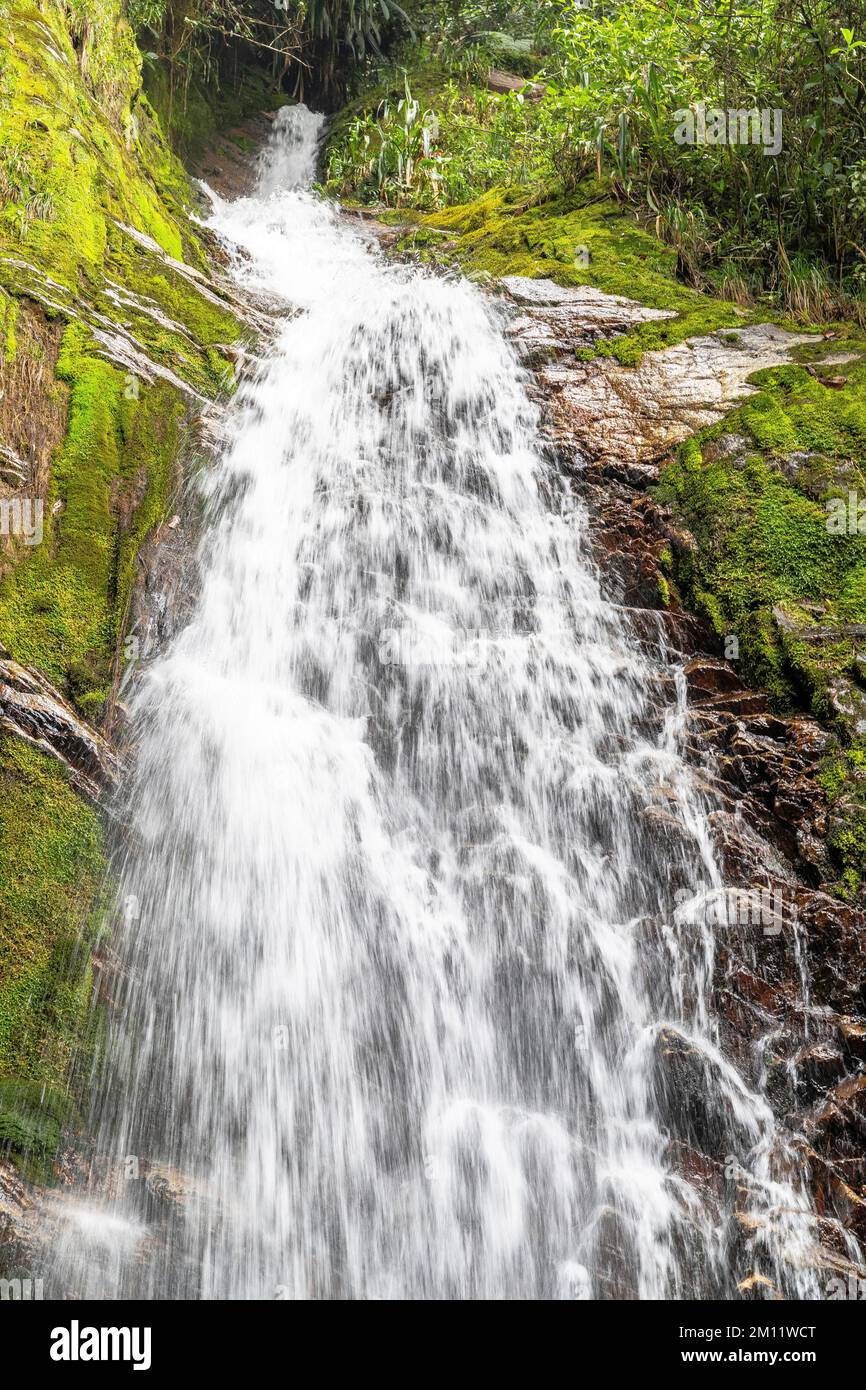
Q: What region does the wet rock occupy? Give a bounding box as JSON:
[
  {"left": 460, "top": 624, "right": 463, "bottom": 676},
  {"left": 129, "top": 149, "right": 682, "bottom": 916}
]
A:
[
  {"left": 506, "top": 280, "right": 641, "bottom": 323},
  {"left": 618, "top": 605, "right": 707, "bottom": 660},
  {"left": 0, "top": 1161, "right": 37, "bottom": 1271},
  {"left": 707, "top": 432, "right": 750, "bottom": 461},
  {"left": 839, "top": 1018, "right": 866, "bottom": 1064},
  {"left": 698, "top": 691, "right": 768, "bottom": 716},
  {"left": 187, "top": 111, "right": 275, "bottom": 200},
  {"left": 652, "top": 1026, "right": 757, "bottom": 1155},
  {"left": 737, "top": 1272, "right": 782, "bottom": 1298},
  {"left": 0, "top": 651, "right": 119, "bottom": 798},
  {"left": 826, "top": 677, "right": 866, "bottom": 736},
  {"left": 143, "top": 1168, "right": 185, "bottom": 1219},
  {"left": 589, "top": 1205, "right": 640, "bottom": 1300},
  {"left": 683, "top": 656, "right": 743, "bottom": 698},
  {"left": 805, "top": 1071, "right": 866, "bottom": 1157},
  {"left": 796, "top": 895, "right": 866, "bottom": 1016},
  {"left": 772, "top": 607, "right": 866, "bottom": 644},
  {"left": 795, "top": 830, "right": 832, "bottom": 876},
  {"left": 788, "top": 1042, "right": 848, "bottom": 1101},
  {"left": 726, "top": 963, "right": 782, "bottom": 1013},
  {"left": 502, "top": 280, "right": 673, "bottom": 375},
  {"left": 666, "top": 1138, "right": 725, "bottom": 1200},
  {"left": 485, "top": 69, "right": 546, "bottom": 100},
  {"left": 515, "top": 267, "right": 866, "bottom": 1266}
]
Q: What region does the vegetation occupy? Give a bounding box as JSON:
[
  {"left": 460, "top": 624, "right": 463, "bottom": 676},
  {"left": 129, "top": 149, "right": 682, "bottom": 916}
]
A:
[
  {"left": 317, "top": 0, "right": 866, "bottom": 908},
  {"left": 0, "top": 0, "right": 243, "bottom": 1174},
  {"left": 324, "top": 0, "right": 866, "bottom": 316},
  {"left": 657, "top": 347, "right": 866, "bottom": 901},
  {"left": 2, "top": 0, "right": 866, "bottom": 1176},
  {"left": 116, "top": 0, "right": 866, "bottom": 313},
  {"left": 120, "top": 0, "right": 415, "bottom": 139},
  {"left": 0, "top": 732, "right": 105, "bottom": 1177}
]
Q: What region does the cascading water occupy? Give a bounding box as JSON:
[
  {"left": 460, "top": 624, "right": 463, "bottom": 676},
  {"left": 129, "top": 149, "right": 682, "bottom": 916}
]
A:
[{"left": 48, "top": 106, "right": 833, "bottom": 1300}]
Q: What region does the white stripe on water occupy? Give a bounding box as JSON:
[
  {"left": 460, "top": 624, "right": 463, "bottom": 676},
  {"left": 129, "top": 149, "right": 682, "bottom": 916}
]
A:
[{"left": 50, "top": 105, "right": 828, "bottom": 1300}]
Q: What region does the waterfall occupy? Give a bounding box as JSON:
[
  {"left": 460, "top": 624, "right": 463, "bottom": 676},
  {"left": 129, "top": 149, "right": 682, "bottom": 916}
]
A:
[{"left": 48, "top": 105, "right": 827, "bottom": 1300}]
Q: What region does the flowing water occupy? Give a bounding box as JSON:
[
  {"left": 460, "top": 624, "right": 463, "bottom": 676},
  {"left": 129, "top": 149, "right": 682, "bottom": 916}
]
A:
[{"left": 49, "top": 106, "right": 829, "bottom": 1300}]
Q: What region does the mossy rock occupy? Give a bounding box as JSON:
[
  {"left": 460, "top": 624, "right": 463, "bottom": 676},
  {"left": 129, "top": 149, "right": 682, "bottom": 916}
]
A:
[
  {"left": 657, "top": 339, "right": 866, "bottom": 903},
  {"left": 0, "top": 0, "right": 267, "bottom": 1169},
  {"left": 0, "top": 321, "right": 185, "bottom": 709},
  {"left": 0, "top": 1079, "right": 74, "bottom": 1152},
  {"left": 0, "top": 732, "right": 106, "bottom": 1082},
  {"left": 410, "top": 184, "right": 744, "bottom": 354}
]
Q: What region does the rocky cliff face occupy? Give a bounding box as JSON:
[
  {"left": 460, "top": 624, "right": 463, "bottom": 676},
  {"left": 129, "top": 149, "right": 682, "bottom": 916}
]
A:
[
  {"left": 0, "top": 0, "right": 252, "bottom": 1180},
  {"left": 485, "top": 269, "right": 866, "bottom": 1283}
]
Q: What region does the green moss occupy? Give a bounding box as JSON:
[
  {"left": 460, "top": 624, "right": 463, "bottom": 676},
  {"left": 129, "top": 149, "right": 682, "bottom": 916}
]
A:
[
  {"left": 0, "top": 1, "right": 255, "bottom": 1177},
  {"left": 0, "top": 2, "right": 245, "bottom": 712},
  {"left": 0, "top": 0, "right": 246, "bottom": 394},
  {"left": 0, "top": 734, "right": 104, "bottom": 1125},
  {"left": 817, "top": 758, "right": 846, "bottom": 799},
  {"left": 816, "top": 740, "right": 866, "bottom": 901},
  {"left": 404, "top": 184, "right": 744, "bottom": 352},
  {"left": 0, "top": 324, "right": 182, "bottom": 713},
  {"left": 657, "top": 343, "right": 866, "bottom": 903},
  {"left": 113, "top": 378, "right": 184, "bottom": 640},
  {"left": 0, "top": 291, "right": 18, "bottom": 362},
  {"left": 658, "top": 349, "right": 866, "bottom": 712},
  {"left": 0, "top": 1078, "right": 80, "bottom": 1180},
  {"left": 0, "top": 2, "right": 184, "bottom": 279}
]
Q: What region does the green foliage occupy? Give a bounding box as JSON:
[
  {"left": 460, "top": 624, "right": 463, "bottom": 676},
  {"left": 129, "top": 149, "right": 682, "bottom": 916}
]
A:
[
  {"left": 542, "top": 0, "right": 866, "bottom": 310},
  {"left": 327, "top": 0, "right": 866, "bottom": 314},
  {"left": 326, "top": 58, "right": 555, "bottom": 205},
  {"left": 327, "top": 75, "right": 448, "bottom": 204},
  {"left": 127, "top": 0, "right": 415, "bottom": 110}
]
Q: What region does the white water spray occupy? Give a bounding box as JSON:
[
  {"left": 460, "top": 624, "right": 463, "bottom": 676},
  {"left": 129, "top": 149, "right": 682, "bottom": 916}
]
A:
[{"left": 50, "top": 106, "right": 827, "bottom": 1300}]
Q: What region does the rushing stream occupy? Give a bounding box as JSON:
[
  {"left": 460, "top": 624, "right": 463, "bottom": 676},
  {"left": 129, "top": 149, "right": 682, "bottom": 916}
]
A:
[{"left": 49, "top": 106, "right": 828, "bottom": 1300}]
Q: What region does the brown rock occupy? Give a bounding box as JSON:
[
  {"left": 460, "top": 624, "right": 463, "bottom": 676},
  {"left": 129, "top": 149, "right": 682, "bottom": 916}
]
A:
[
  {"left": 683, "top": 656, "right": 743, "bottom": 698},
  {"left": 485, "top": 69, "right": 545, "bottom": 100}
]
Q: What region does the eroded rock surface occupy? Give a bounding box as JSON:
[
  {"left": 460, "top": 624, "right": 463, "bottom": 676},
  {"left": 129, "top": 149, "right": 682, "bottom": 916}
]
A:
[
  {"left": 545, "top": 324, "right": 813, "bottom": 472},
  {"left": 503, "top": 271, "right": 866, "bottom": 1276},
  {"left": 499, "top": 277, "right": 813, "bottom": 473},
  {"left": 0, "top": 649, "right": 118, "bottom": 799}
]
